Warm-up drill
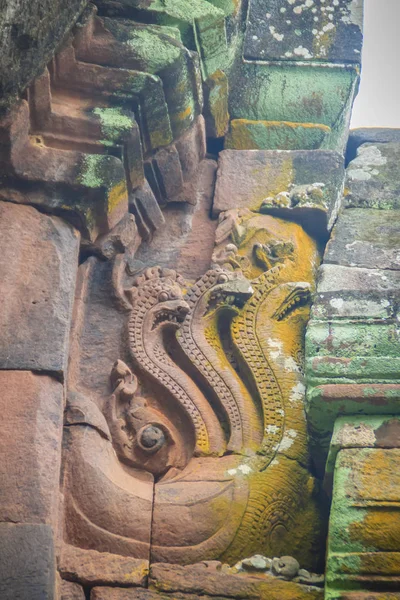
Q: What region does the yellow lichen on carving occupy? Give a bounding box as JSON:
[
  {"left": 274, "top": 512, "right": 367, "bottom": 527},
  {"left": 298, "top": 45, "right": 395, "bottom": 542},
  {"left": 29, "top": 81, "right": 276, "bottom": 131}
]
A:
[
  {"left": 220, "top": 457, "right": 324, "bottom": 569},
  {"left": 177, "top": 105, "right": 193, "bottom": 121},
  {"left": 107, "top": 179, "right": 128, "bottom": 215},
  {"left": 210, "top": 212, "right": 324, "bottom": 567}
]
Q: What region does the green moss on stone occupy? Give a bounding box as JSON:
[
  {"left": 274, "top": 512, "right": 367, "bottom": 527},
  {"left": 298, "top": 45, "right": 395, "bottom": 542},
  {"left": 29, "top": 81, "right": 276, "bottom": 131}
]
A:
[{"left": 93, "top": 107, "right": 134, "bottom": 143}]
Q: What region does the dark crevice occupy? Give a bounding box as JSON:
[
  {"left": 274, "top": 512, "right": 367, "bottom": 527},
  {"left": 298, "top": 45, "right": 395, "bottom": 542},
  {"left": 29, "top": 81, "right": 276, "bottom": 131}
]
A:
[{"left": 206, "top": 136, "right": 224, "bottom": 158}]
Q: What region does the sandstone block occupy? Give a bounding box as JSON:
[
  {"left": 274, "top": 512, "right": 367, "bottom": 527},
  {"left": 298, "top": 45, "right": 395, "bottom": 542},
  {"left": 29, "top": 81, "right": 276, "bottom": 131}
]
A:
[
  {"left": 326, "top": 448, "right": 400, "bottom": 597},
  {"left": 324, "top": 209, "right": 400, "bottom": 270},
  {"left": 59, "top": 545, "right": 148, "bottom": 587},
  {"left": 0, "top": 523, "right": 56, "bottom": 600},
  {"left": 175, "top": 116, "right": 207, "bottom": 182},
  {"left": 244, "top": 0, "right": 362, "bottom": 63},
  {"left": 150, "top": 562, "right": 323, "bottom": 600},
  {"left": 61, "top": 579, "right": 86, "bottom": 600},
  {"left": 91, "top": 587, "right": 231, "bottom": 600},
  {"left": 225, "top": 120, "right": 330, "bottom": 151},
  {"left": 348, "top": 128, "right": 400, "bottom": 162},
  {"left": 0, "top": 0, "right": 88, "bottom": 109},
  {"left": 0, "top": 202, "right": 79, "bottom": 375},
  {"left": 0, "top": 371, "right": 64, "bottom": 525},
  {"left": 213, "top": 149, "right": 344, "bottom": 238},
  {"left": 345, "top": 143, "right": 400, "bottom": 210}
]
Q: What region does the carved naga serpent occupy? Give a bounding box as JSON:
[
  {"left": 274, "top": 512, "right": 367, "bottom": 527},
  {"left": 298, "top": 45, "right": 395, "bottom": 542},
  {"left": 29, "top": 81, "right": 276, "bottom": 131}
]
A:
[
  {"left": 176, "top": 267, "right": 261, "bottom": 453},
  {"left": 127, "top": 267, "right": 226, "bottom": 457},
  {"left": 231, "top": 261, "right": 286, "bottom": 459}
]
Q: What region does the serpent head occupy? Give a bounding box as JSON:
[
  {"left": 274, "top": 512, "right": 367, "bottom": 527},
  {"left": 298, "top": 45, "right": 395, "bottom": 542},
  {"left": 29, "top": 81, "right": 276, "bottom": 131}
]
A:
[{"left": 204, "top": 269, "right": 253, "bottom": 317}]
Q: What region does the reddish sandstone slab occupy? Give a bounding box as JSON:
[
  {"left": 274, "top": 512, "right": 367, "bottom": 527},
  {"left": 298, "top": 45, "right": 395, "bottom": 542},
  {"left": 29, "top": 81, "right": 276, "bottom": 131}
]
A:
[
  {"left": 61, "top": 579, "right": 85, "bottom": 600},
  {"left": 0, "top": 202, "right": 79, "bottom": 375},
  {"left": 91, "top": 587, "right": 231, "bottom": 600},
  {"left": 0, "top": 371, "right": 64, "bottom": 526},
  {"left": 59, "top": 545, "right": 148, "bottom": 588},
  {"left": 149, "top": 562, "right": 323, "bottom": 599}
]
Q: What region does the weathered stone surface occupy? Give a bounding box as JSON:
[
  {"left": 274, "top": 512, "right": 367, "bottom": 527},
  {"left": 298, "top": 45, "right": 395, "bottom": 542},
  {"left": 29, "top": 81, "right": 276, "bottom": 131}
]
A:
[
  {"left": 135, "top": 159, "right": 219, "bottom": 281},
  {"left": 150, "top": 562, "right": 323, "bottom": 599},
  {"left": 326, "top": 448, "right": 400, "bottom": 598},
  {"left": 229, "top": 56, "right": 359, "bottom": 153},
  {"left": 325, "top": 416, "right": 400, "bottom": 492},
  {"left": 338, "top": 594, "right": 400, "bottom": 600},
  {"left": 203, "top": 70, "right": 230, "bottom": 138},
  {"left": 310, "top": 264, "right": 400, "bottom": 320},
  {"left": 61, "top": 579, "right": 86, "bottom": 600},
  {"left": 347, "top": 128, "right": 400, "bottom": 162},
  {"left": 213, "top": 149, "right": 344, "bottom": 237},
  {"left": 0, "top": 371, "right": 64, "bottom": 525},
  {"left": 244, "top": 0, "right": 363, "bottom": 63},
  {"left": 0, "top": 100, "right": 129, "bottom": 241},
  {"left": 94, "top": 213, "right": 141, "bottom": 260},
  {"left": 59, "top": 545, "right": 148, "bottom": 587},
  {"left": 175, "top": 116, "right": 207, "bottom": 183},
  {"left": 345, "top": 143, "right": 400, "bottom": 209},
  {"left": 323, "top": 209, "right": 400, "bottom": 270},
  {"left": 306, "top": 383, "right": 400, "bottom": 475},
  {"left": 0, "top": 203, "right": 79, "bottom": 374},
  {"left": 96, "top": 0, "right": 229, "bottom": 80},
  {"left": 91, "top": 588, "right": 232, "bottom": 600},
  {"left": 130, "top": 180, "right": 166, "bottom": 241},
  {"left": 151, "top": 145, "right": 184, "bottom": 203},
  {"left": 0, "top": 0, "right": 88, "bottom": 108},
  {"left": 225, "top": 120, "right": 330, "bottom": 151},
  {"left": 62, "top": 426, "right": 153, "bottom": 559},
  {"left": 0, "top": 523, "right": 56, "bottom": 600}
]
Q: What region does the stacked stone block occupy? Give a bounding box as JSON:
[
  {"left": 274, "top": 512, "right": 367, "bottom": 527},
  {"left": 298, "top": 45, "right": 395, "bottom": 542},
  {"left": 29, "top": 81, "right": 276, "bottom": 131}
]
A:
[{"left": 306, "top": 138, "right": 400, "bottom": 599}]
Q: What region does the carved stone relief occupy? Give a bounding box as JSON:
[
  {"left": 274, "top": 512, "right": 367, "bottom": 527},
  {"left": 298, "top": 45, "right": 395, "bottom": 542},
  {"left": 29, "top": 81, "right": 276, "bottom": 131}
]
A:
[{"left": 63, "top": 192, "right": 325, "bottom": 570}]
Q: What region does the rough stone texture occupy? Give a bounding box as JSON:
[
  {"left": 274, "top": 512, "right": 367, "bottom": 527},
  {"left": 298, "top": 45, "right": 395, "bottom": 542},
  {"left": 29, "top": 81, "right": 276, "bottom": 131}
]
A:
[
  {"left": 325, "top": 416, "right": 400, "bottom": 493},
  {"left": 338, "top": 594, "right": 400, "bottom": 600},
  {"left": 347, "top": 128, "right": 400, "bottom": 162},
  {"left": 61, "top": 579, "right": 86, "bottom": 600},
  {"left": 244, "top": 0, "right": 363, "bottom": 63},
  {"left": 0, "top": 202, "right": 80, "bottom": 375},
  {"left": 213, "top": 149, "right": 345, "bottom": 237},
  {"left": 326, "top": 448, "right": 400, "bottom": 599},
  {"left": 225, "top": 120, "right": 330, "bottom": 151},
  {"left": 91, "top": 589, "right": 232, "bottom": 600},
  {"left": 150, "top": 562, "right": 323, "bottom": 599},
  {"left": 0, "top": 523, "right": 56, "bottom": 600},
  {"left": 318, "top": 209, "right": 400, "bottom": 270},
  {"left": 345, "top": 143, "right": 400, "bottom": 210},
  {"left": 231, "top": 61, "right": 358, "bottom": 152},
  {"left": 0, "top": 371, "right": 64, "bottom": 526},
  {"left": 306, "top": 137, "right": 400, "bottom": 474},
  {"left": 62, "top": 426, "right": 153, "bottom": 559},
  {"left": 0, "top": 0, "right": 88, "bottom": 108},
  {"left": 59, "top": 545, "right": 148, "bottom": 587},
  {"left": 130, "top": 180, "right": 165, "bottom": 242},
  {"left": 93, "top": 213, "right": 141, "bottom": 260},
  {"left": 135, "top": 159, "right": 219, "bottom": 281}
]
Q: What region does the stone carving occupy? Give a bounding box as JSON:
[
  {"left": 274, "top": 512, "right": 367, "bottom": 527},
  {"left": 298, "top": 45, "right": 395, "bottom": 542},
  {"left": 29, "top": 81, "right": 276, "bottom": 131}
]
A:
[
  {"left": 176, "top": 267, "right": 258, "bottom": 453},
  {"left": 62, "top": 201, "right": 324, "bottom": 568}
]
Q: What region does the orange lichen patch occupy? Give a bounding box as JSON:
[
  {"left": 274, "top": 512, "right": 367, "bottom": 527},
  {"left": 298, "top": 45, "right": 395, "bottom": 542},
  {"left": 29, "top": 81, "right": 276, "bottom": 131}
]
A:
[
  {"left": 353, "top": 449, "right": 400, "bottom": 503},
  {"left": 358, "top": 552, "right": 400, "bottom": 575},
  {"left": 350, "top": 510, "right": 400, "bottom": 552},
  {"left": 177, "top": 105, "right": 193, "bottom": 121}
]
